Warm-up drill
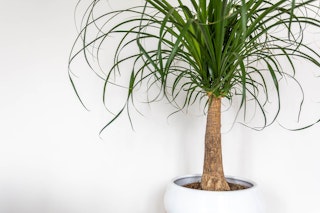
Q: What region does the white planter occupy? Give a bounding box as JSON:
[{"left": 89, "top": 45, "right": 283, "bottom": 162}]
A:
[{"left": 164, "top": 174, "right": 265, "bottom": 213}]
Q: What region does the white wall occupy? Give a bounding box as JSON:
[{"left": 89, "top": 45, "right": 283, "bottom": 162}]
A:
[{"left": 0, "top": 0, "right": 320, "bottom": 213}]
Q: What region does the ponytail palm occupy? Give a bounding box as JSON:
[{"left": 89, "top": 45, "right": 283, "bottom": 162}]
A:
[{"left": 69, "top": 0, "right": 320, "bottom": 191}]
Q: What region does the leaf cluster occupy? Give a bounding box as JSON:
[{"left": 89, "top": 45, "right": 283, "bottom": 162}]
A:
[{"left": 69, "top": 0, "right": 320, "bottom": 130}]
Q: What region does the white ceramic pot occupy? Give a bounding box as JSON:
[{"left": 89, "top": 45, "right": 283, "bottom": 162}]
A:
[{"left": 164, "top": 174, "right": 265, "bottom": 213}]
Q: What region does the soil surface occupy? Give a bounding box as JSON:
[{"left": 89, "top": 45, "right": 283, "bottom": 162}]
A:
[{"left": 184, "top": 182, "right": 248, "bottom": 191}]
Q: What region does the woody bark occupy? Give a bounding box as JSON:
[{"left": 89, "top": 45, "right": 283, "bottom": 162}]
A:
[{"left": 201, "top": 97, "right": 230, "bottom": 191}]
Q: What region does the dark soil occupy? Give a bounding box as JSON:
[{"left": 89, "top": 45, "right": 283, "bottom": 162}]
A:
[{"left": 184, "top": 182, "right": 248, "bottom": 191}]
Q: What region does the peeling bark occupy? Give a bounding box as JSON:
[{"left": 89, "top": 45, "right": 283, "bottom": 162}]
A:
[{"left": 201, "top": 97, "right": 230, "bottom": 191}]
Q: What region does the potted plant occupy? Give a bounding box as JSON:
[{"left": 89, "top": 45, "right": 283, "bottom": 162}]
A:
[{"left": 69, "top": 0, "right": 320, "bottom": 212}]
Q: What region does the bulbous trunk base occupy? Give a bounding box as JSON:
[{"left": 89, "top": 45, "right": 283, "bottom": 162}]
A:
[{"left": 201, "top": 174, "right": 230, "bottom": 191}]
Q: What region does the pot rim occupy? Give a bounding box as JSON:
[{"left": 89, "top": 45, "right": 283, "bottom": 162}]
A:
[{"left": 171, "top": 174, "right": 258, "bottom": 193}]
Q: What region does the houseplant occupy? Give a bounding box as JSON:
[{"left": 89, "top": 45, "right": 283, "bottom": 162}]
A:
[{"left": 69, "top": 0, "right": 320, "bottom": 212}]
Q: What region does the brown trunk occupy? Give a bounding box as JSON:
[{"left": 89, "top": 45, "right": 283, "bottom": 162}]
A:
[{"left": 201, "top": 97, "right": 230, "bottom": 191}]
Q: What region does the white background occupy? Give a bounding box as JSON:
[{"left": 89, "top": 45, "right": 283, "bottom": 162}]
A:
[{"left": 1, "top": 0, "right": 320, "bottom": 213}]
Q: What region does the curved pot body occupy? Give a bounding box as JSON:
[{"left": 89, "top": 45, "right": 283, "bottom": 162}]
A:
[{"left": 164, "top": 174, "right": 265, "bottom": 213}]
